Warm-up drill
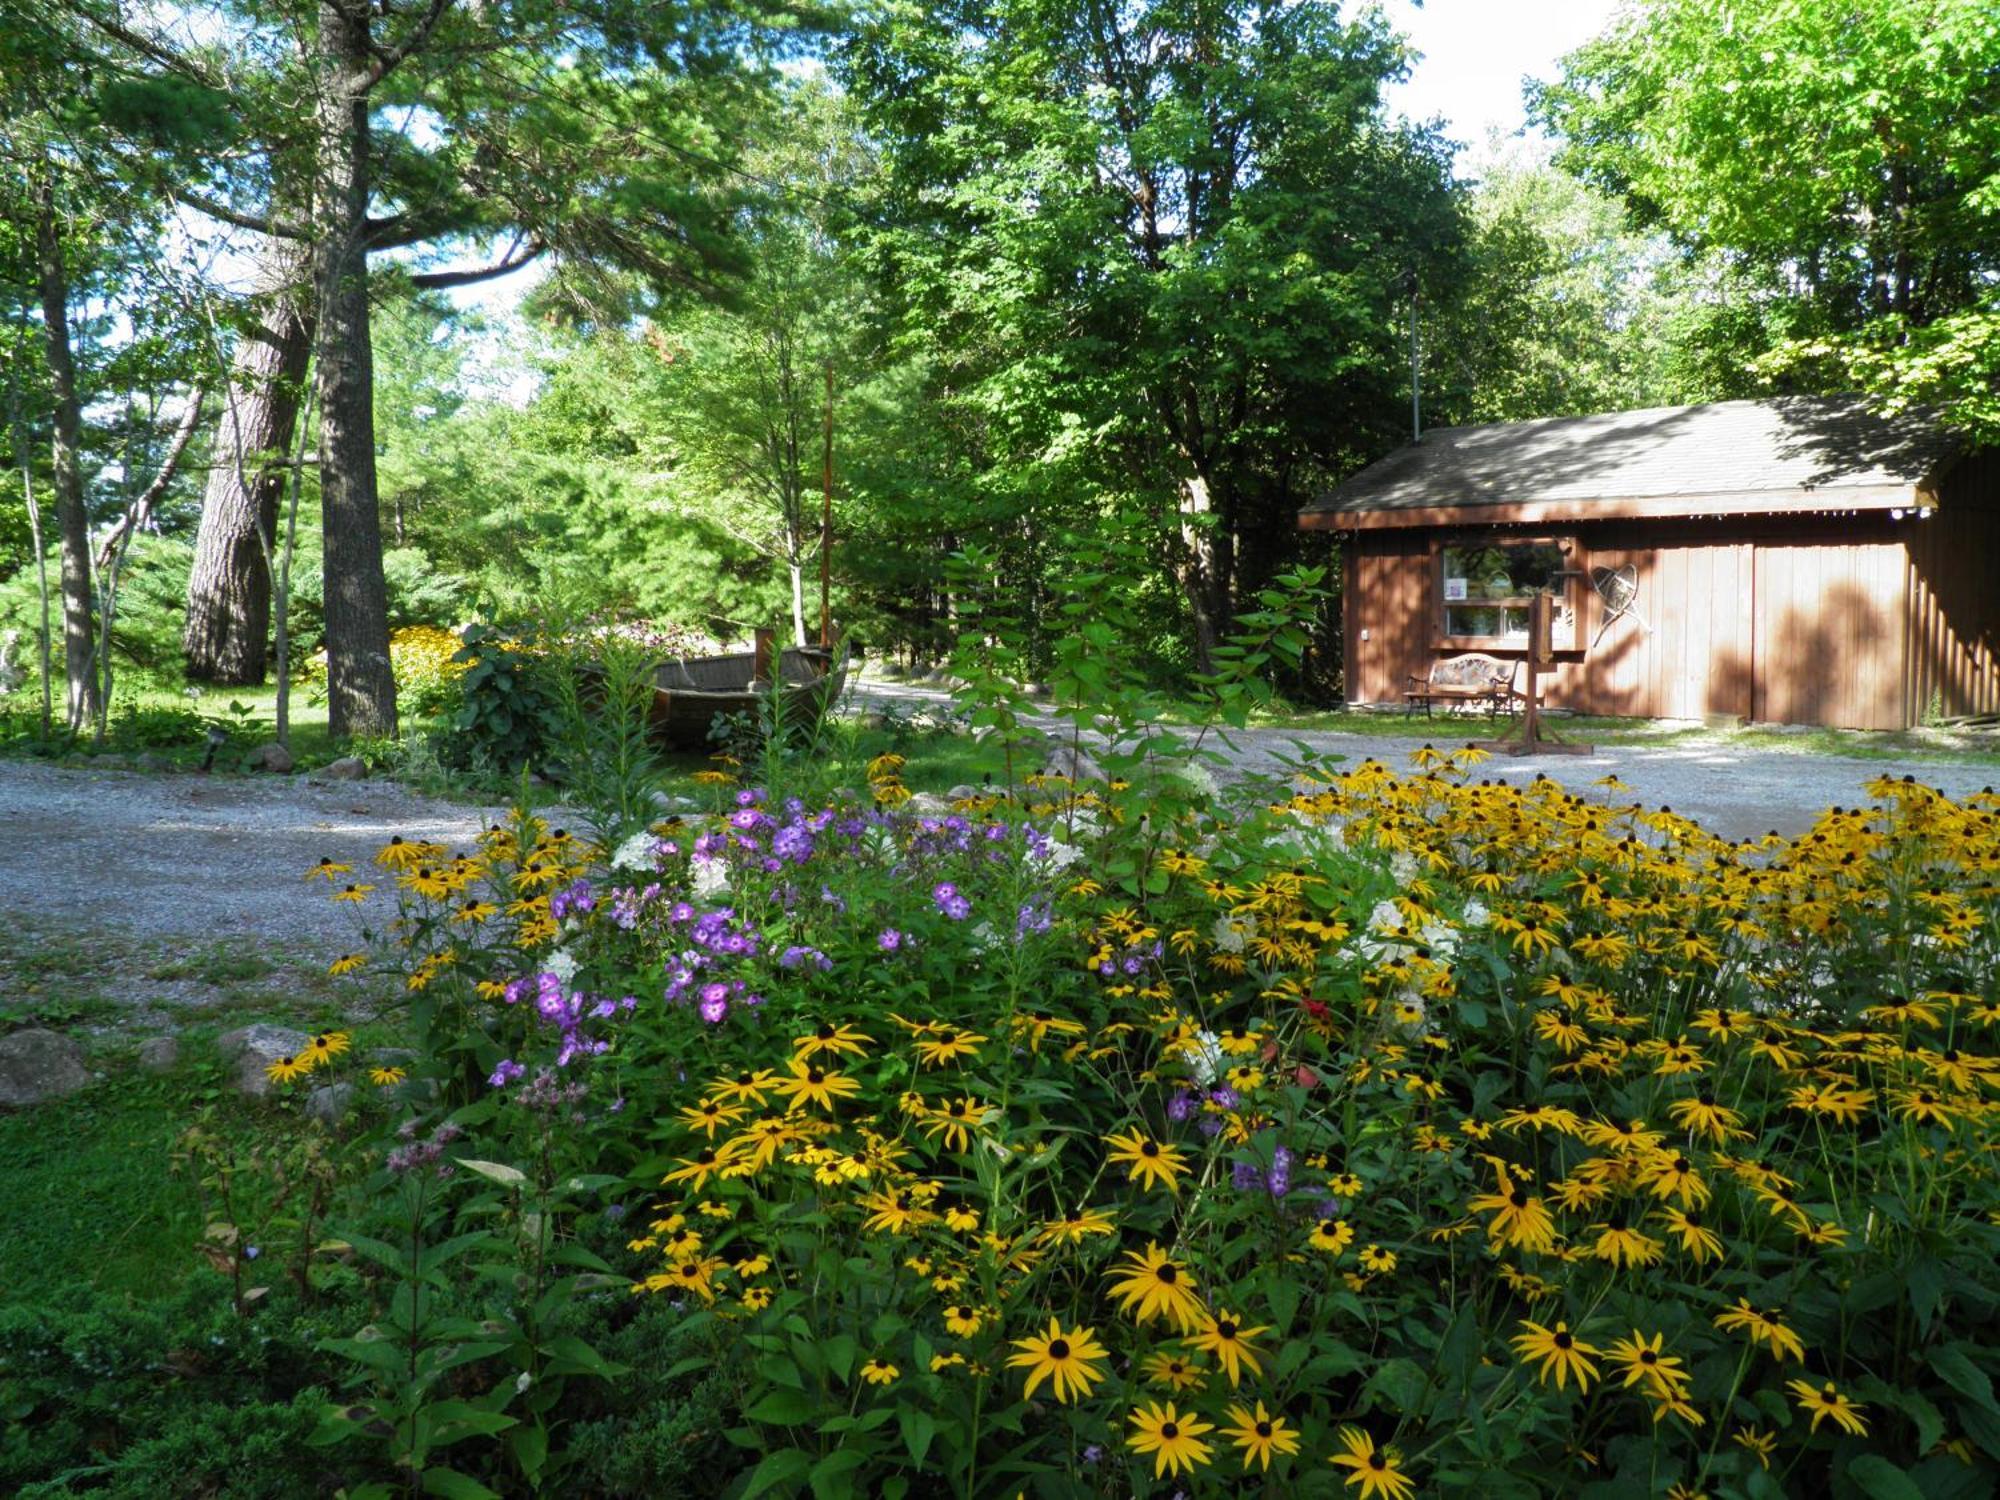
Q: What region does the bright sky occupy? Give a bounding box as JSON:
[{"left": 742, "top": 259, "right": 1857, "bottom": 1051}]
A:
[{"left": 1378, "top": 0, "right": 1623, "bottom": 156}]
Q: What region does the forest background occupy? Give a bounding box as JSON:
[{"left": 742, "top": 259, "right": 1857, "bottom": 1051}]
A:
[{"left": 1, "top": 0, "right": 1996, "bottom": 744}]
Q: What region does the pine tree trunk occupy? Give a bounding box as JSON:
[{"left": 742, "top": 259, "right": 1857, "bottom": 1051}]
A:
[
  {"left": 183, "top": 240, "right": 314, "bottom": 684},
  {"left": 33, "top": 173, "right": 100, "bottom": 730},
  {"left": 313, "top": 0, "right": 397, "bottom": 739}
]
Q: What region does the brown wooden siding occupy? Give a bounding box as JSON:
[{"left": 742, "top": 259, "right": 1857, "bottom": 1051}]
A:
[
  {"left": 1339, "top": 492, "right": 2000, "bottom": 729},
  {"left": 1905, "top": 454, "right": 2000, "bottom": 720}
]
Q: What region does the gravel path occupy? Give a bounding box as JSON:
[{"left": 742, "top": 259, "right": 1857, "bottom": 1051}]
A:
[
  {"left": 0, "top": 760, "right": 505, "bottom": 953},
  {"left": 851, "top": 681, "right": 2000, "bottom": 842}
]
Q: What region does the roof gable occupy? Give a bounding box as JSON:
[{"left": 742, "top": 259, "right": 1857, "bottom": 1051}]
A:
[{"left": 1301, "top": 396, "right": 1959, "bottom": 527}]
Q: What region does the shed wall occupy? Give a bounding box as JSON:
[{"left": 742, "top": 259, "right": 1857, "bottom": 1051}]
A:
[{"left": 1338, "top": 505, "right": 1994, "bottom": 729}]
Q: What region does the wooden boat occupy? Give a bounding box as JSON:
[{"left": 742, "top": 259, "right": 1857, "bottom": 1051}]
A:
[{"left": 648, "top": 629, "right": 849, "bottom": 751}]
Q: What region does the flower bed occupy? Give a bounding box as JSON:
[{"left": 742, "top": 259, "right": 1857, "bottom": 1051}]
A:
[{"left": 301, "top": 752, "right": 2000, "bottom": 1497}]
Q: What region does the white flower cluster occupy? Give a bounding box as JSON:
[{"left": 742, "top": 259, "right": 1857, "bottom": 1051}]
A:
[
  {"left": 691, "top": 855, "right": 731, "bottom": 900},
  {"left": 544, "top": 948, "right": 579, "bottom": 985},
  {"left": 610, "top": 831, "right": 659, "bottom": 872},
  {"left": 1034, "top": 837, "right": 1084, "bottom": 873},
  {"left": 1212, "top": 913, "right": 1257, "bottom": 954}
]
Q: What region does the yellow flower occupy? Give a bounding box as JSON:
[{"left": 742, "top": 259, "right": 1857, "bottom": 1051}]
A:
[
  {"left": 1126, "top": 1400, "right": 1214, "bottom": 1480},
  {"left": 265, "top": 1053, "right": 312, "bottom": 1085},
  {"left": 792, "top": 1021, "right": 874, "bottom": 1061},
  {"left": 1106, "top": 1242, "right": 1206, "bottom": 1332},
  {"left": 1007, "top": 1318, "right": 1108, "bottom": 1404},
  {"left": 1308, "top": 1217, "right": 1356, "bottom": 1255},
  {"left": 1141, "top": 1349, "right": 1208, "bottom": 1392},
  {"left": 768, "top": 1058, "right": 862, "bottom": 1115},
  {"left": 858, "top": 1357, "right": 900, "bottom": 1386},
  {"left": 1186, "top": 1308, "right": 1268, "bottom": 1387},
  {"left": 1102, "top": 1129, "right": 1191, "bottom": 1193},
  {"left": 1328, "top": 1426, "right": 1417, "bottom": 1500},
  {"left": 305, "top": 858, "right": 353, "bottom": 883},
  {"left": 301, "top": 1031, "right": 351, "bottom": 1066},
  {"left": 1221, "top": 1400, "right": 1300, "bottom": 1472},
  {"left": 327, "top": 953, "right": 366, "bottom": 976},
  {"left": 1511, "top": 1319, "right": 1601, "bottom": 1391},
  {"left": 332, "top": 883, "right": 375, "bottom": 903},
  {"left": 1607, "top": 1330, "right": 1691, "bottom": 1401},
  {"left": 1713, "top": 1299, "right": 1806, "bottom": 1363},
  {"left": 368, "top": 1066, "right": 406, "bottom": 1087},
  {"left": 1787, "top": 1377, "right": 1869, "bottom": 1436}
]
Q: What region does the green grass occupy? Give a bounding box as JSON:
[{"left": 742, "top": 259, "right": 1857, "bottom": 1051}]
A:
[{"left": 0, "top": 1066, "right": 298, "bottom": 1299}]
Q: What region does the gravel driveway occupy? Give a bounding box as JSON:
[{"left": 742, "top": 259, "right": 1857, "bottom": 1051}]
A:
[
  {"left": 0, "top": 760, "right": 504, "bottom": 953},
  {"left": 852, "top": 681, "right": 1999, "bottom": 843}
]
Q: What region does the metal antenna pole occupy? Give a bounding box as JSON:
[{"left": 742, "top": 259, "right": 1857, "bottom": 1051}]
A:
[
  {"left": 1410, "top": 287, "right": 1421, "bottom": 443},
  {"left": 820, "top": 363, "right": 833, "bottom": 648}
]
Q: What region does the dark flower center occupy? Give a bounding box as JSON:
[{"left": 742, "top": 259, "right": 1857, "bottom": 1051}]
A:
[
  {"left": 1216, "top": 1319, "right": 1237, "bottom": 1339},
  {"left": 1047, "top": 1339, "right": 1070, "bottom": 1360},
  {"left": 1157, "top": 1265, "right": 1178, "bottom": 1284},
  {"left": 1255, "top": 1421, "right": 1273, "bottom": 1438},
  {"left": 1509, "top": 1189, "right": 1529, "bottom": 1209},
  {"left": 1554, "top": 1331, "right": 1573, "bottom": 1350},
  {"left": 816, "top": 1023, "right": 836, "bottom": 1039},
  {"left": 1639, "top": 1350, "right": 1657, "bottom": 1365},
  {"left": 807, "top": 1069, "right": 825, "bottom": 1084},
  {"left": 1140, "top": 1142, "right": 1160, "bottom": 1158},
  {"left": 1161, "top": 1421, "right": 1179, "bottom": 1439},
  {"left": 953, "top": 1306, "right": 971, "bottom": 1319},
  {"left": 1368, "top": 1453, "right": 1387, "bottom": 1471}
]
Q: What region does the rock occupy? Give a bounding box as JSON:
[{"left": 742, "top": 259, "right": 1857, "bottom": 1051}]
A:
[
  {"left": 903, "top": 791, "right": 952, "bottom": 817},
  {"left": 851, "top": 710, "right": 889, "bottom": 733},
  {"left": 1035, "top": 737, "right": 1107, "bottom": 784},
  {"left": 135, "top": 751, "right": 174, "bottom": 772},
  {"left": 92, "top": 753, "right": 132, "bottom": 771},
  {"left": 372, "top": 1047, "right": 419, "bottom": 1067},
  {"left": 324, "top": 756, "right": 368, "bottom": 781},
  {"left": 304, "top": 1082, "right": 357, "bottom": 1124},
  {"left": 246, "top": 742, "right": 294, "bottom": 774},
  {"left": 137, "top": 1036, "right": 181, "bottom": 1073},
  {"left": 649, "top": 791, "right": 702, "bottom": 813},
  {"left": 946, "top": 784, "right": 983, "bottom": 803},
  {"left": 216, "top": 1023, "right": 312, "bottom": 1098},
  {"left": 0, "top": 1028, "right": 90, "bottom": 1106}
]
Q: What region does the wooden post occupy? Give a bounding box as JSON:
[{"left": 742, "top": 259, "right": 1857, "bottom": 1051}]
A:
[
  {"left": 820, "top": 364, "right": 833, "bottom": 648},
  {"left": 753, "top": 627, "right": 775, "bottom": 686},
  {"left": 1476, "top": 591, "right": 1592, "bottom": 756}
]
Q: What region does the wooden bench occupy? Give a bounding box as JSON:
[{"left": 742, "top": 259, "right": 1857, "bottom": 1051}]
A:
[{"left": 1405, "top": 653, "right": 1519, "bottom": 718}]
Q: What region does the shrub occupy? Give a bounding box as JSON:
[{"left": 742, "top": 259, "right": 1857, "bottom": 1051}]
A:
[
  {"left": 294, "top": 747, "right": 2000, "bottom": 1498},
  {"left": 390, "top": 623, "right": 470, "bottom": 719}
]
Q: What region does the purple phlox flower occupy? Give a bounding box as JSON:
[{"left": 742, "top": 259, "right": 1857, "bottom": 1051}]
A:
[
  {"left": 1166, "top": 1089, "right": 1197, "bottom": 1123},
  {"left": 878, "top": 928, "right": 903, "bottom": 952},
  {"left": 550, "top": 879, "right": 596, "bottom": 919},
  {"left": 780, "top": 945, "right": 833, "bottom": 972},
  {"left": 820, "top": 885, "right": 848, "bottom": 913},
  {"left": 699, "top": 992, "right": 729, "bottom": 1024},
  {"left": 489, "top": 1058, "right": 526, "bottom": 1089},
  {"left": 933, "top": 882, "right": 972, "bottom": 921},
  {"left": 1016, "top": 901, "right": 1053, "bottom": 937}
]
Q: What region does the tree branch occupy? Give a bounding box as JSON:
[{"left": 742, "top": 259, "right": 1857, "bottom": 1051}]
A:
[
  {"left": 69, "top": 7, "right": 223, "bottom": 88},
  {"left": 363, "top": 0, "right": 456, "bottom": 89},
  {"left": 171, "top": 187, "right": 311, "bottom": 241},
  {"left": 94, "top": 384, "right": 207, "bottom": 570},
  {"left": 405, "top": 241, "right": 545, "bottom": 289}
]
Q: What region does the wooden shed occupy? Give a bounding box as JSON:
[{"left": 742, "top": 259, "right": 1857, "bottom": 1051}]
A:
[{"left": 1300, "top": 396, "right": 2000, "bottom": 730}]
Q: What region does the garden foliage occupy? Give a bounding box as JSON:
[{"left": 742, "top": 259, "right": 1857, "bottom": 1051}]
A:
[{"left": 282, "top": 702, "right": 2000, "bottom": 1494}]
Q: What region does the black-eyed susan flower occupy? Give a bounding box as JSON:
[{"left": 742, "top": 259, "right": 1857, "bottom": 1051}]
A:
[
  {"left": 1656, "top": 1206, "right": 1724, "bottom": 1264},
  {"left": 1102, "top": 1129, "right": 1190, "bottom": 1192},
  {"left": 1006, "top": 1318, "right": 1107, "bottom": 1404},
  {"left": 1328, "top": 1426, "right": 1417, "bottom": 1500},
  {"left": 1142, "top": 1350, "right": 1207, "bottom": 1392},
  {"left": 1357, "top": 1244, "right": 1398, "bottom": 1275},
  {"left": 1607, "top": 1330, "right": 1690, "bottom": 1401},
  {"left": 1221, "top": 1400, "right": 1299, "bottom": 1472},
  {"left": 265, "top": 1053, "right": 311, "bottom": 1085},
  {"left": 792, "top": 1021, "right": 874, "bottom": 1061},
  {"left": 769, "top": 1059, "right": 861, "bottom": 1114},
  {"left": 1187, "top": 1308, "right": 1268, "bottom": 1387},
  {"left": 1731, "top": 1427, "right": 1778, "bottom": 1469},
  {"left": 1106, "top": 1242, "right": 1205, "bottom": 1332},
  {"left": 1125, "top": 1400, "right": 1214, "bottom": 1480},
  {"left": 1787, "top": 1377, "right": 1869, "bottom": 1435},
  {"left": 1307, "top": 1217, "right": 1356, "bottom": 1255},
  {"left": 1511, "top": 1319, "right": 1601, "bottom": 1391},
  {"left": 680, "top": 1097, "right": 747, "bottom": 1137},
  {"left": 368, "top": 1066, "right": 406, "bottom": 1087},
  {"left": 1467, "top": 1161, "right": 1560, "bottom": 1254},
  {"left": 1713, "top": 1299, "right": 1806, "bottom": 1363},
  {"left": 941, "top": 1303, "right": 985, "bottom": 1337},
  {"left": 858, "top": 1357, "right": 899, "bottom": 1386},
  {"left": 328, "top": 952, "right": 366, "bottom": 976}
]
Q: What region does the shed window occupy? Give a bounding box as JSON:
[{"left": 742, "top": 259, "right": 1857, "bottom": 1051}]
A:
[{"left": 1438, "top": 539, "right": 1577, "bottom": 649}]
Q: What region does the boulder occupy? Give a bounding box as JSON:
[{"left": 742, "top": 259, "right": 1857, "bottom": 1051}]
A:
[
  {"left": 0, "top": 1029, "right": 90, "bottom": 1106},
  {"left": 137, "top": 1036, "right": 181, "bottom": 1073},
  {"left": 304, "top": 1082, "right": 357, "bottom": 1125},
  {"left": 135, "top": 752, "right": 174, "bottom": 772},
  {"left": 324, "top": 756, "right": 368, "bottom": 781},
  {"left": 246, "top": 742, "right": 294, "bottom": 774},
  {"left": 216, "top": 1023, "right": 312, "bottom": 1098},
  {"left": 946, "top": 784, "right": 983, "bottom": 803},
  {"left": 903, "top": 792, "right": 952, "bottom": 818}
]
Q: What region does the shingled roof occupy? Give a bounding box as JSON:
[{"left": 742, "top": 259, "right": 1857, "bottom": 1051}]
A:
[{"left": 1300, "top": 396, "right": 1959, "bottom": 529}]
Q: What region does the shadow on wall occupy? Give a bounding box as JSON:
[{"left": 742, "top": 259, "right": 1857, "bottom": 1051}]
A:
[{"left": 1707, "top": 579, "right": 1897, "bottom": 729}]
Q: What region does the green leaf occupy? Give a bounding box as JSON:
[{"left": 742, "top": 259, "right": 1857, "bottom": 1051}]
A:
[
  {"left": 420, "top": 1468, "right": 501, "bottom": 1500},
  {"left": 1931, "top": 1344, "right": 1997, "bottom": 1411},
  {"left": 737, "top": 1447, "right": 813, "bottom": 1498},
  {"left": 1364, "top": 1357, "right": 1430, "bottom": 1415},
  {"left": 745, "top": 1388, "right": 820, "bottom": 1426},
  {"left": 1846, "top": 1454, "right": 1926, "bottom": 1500},
  {"left": 899, "top": 1406, "right": 936, "bottom": 1467},
  {"left": 457, "top": 1158, "right": 528, "bottom": 1188},
  {"left": 540, "top": 1334, "right": 628, "bottom": 1379},
  {"left": 510, "top": 1423, "right": 549, "bottom": 1480}
]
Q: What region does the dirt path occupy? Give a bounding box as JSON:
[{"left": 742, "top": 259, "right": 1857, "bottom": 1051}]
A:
[
  {"left": 1, "top": 760, "right": 504, "bottom": 953},
  {"left": 851, "top": 681, "right": 2000, "bottom": 841}
]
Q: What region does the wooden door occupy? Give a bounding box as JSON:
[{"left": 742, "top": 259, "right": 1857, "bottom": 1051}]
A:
[{"left": 1751, "top": 540, "right": 1908, "bottom": 729}]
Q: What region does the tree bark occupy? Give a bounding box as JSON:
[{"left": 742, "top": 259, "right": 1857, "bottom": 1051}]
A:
[
  {"left": 313, "top": 0, "right": 398, "bottom": 739},
  {"left": 33, "top": 172, "right": 100, "bottom": 730},
  {"left": 183, "top": 239, "right": 315, "bottom": 683}
]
